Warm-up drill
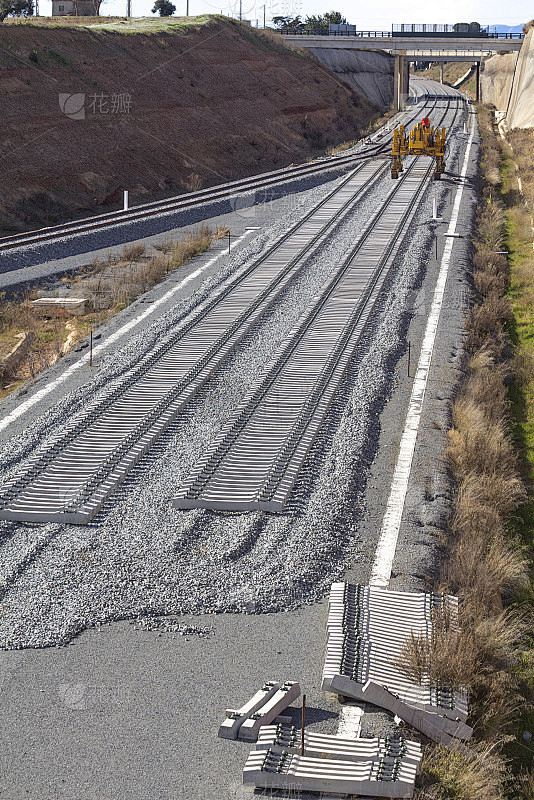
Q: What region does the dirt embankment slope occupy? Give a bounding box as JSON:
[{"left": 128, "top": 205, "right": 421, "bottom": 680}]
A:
[{"left": 0, "top": 17, "right": 379, "bottom": 232}]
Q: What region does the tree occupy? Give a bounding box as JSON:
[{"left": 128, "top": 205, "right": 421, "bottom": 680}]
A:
[
  {"left": 272, "top": 15, "right": 303, "bottom": 32},
  {"left": 152, "top": 0, "right": 175, "bottom": 16},
  {"left": 0, "top": 0, "right": 34, "bottom": 22},
  {"left": 304, "top": 11, "right": 347, "bottom": 34}
]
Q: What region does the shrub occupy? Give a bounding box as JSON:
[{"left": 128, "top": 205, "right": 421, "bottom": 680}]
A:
[
  {"left": 398, "top": 604, "right": 529, "bottom": 688},
  {"left": 122, "top": 242, "right": 146, "bottom": 262},
  {"left": 415, "top": 743, "right": 507, "bottom": 800}
]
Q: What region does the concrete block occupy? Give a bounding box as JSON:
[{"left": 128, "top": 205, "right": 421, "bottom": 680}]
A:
[
  {"left": 239, "top": 682, "right": 301, "bottom": 741},
  {"left": 255, "top": 723, "right": 422, "bottom": 768},
  {"left": 218, "top": 681, "right": 280, "bottom": 740}
]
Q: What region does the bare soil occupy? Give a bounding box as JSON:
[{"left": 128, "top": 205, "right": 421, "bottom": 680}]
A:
[{"left": 0, "top": 16, "right": 379, "bottom": 232}]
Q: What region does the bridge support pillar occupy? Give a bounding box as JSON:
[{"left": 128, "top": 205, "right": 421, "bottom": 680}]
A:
[
  {"left": 476, "top": 61, "right": 480, "bottom": 101},
  {"left": 440, "top": 62, "right": 444, "bottom": 84},
  {"left": 394, "top": 50, "right": 407, "bottom": 111}
]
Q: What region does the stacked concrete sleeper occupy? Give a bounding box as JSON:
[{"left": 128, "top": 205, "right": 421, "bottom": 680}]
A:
[{"left": 323, "top": 583, "right": 472, "bottom": 745}]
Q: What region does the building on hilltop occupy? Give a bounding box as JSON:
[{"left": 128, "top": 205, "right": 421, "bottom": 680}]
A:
[{"left": 51, "top": 0, "right": 100, "bottom": 14}]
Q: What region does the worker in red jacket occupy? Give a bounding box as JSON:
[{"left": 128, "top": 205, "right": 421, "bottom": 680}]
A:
[{"left": 421, "top": 117, "right": 430, "bottom": 128}]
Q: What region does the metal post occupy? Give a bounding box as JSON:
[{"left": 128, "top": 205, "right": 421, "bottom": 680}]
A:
[
  {"left": 126, "top": 0, "right": 131, "bottom": 15},
  {"left": 432, "top": 197, "right": 437, "bottom": 219},
  {"left": 90, "top": 330, "right": 93, "bottom": 368},
  {"left": 476, "top": 62, "right": 480, "bottom": 102},
  {"left": 301, "top": 694, "right": 306, "bottom": 756},
  {"left": 263, "top": 3, "right": 265, "bottom": 28},
  {"left": 407, "top": 341, "right": 411, "bottom": 377},
  {"left": 228, "top": 231, "right": 231, "bottom": 254},
  {"left": 186, "top": 0, "right": 189, "bottom": 15},
  {"left": 435, "top": 235, "right": 438, "bottom": 259},
  {"left": 239, "top": 0, "right": 242, "bottom": 20},
  {"left": 123, "top": 190, "right": 129, "bottom": 211}
]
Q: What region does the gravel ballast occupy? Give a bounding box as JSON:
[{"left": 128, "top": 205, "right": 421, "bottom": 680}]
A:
[
  {"left": 0, "top": 94, "right": 481, "bottom": 800},
  {"left": 0, "top": 102, "right": 467, "bottom": 650}
]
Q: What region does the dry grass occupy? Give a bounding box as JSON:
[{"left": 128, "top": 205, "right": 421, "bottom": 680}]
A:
[
  {"left": 324, "top": 140, "right": 359, "bottom": 157},
  {"left": 477, "top": 203, "right": 506, "bottom": 249},
  {"left": 448, "top": 403, "right": 515, "bottom": 476},
  {"left": 472, "top": 246, "right": 509, "bottom": 296},
  {"left": 0, "top": 297, "right": 35, "bottom": 338},
  {"left": 478, "top": 106, "right": 504, "bottom": 191},
  {"left": 508, "top": 128, "right": 534, "bottom": 205},
  {"left": 0, "top": 224, "right": 222, "bottom": 396},
  {"left": 415, "top": 742, "right": 508, "bottom": 800},
  {"left": 515, "top": 770, "right": 534, "bottom": 798},
  {"left": 86, "top": 225, "right": 218, "bottom": 312},
  {"left": 411, "top": 106, "right": 534, "bottom": 791},
  {"left": 465, "top": 298, "right": 511, "bottom": 355},
  {"left": 399, "top": 606, "right": 529, "bottom": 688},
  {"left": 122, "top": 242, "right": 146, "bottom": 263},
  {"left": 181, "top": 172, "right": 204, "bottom": 192}
]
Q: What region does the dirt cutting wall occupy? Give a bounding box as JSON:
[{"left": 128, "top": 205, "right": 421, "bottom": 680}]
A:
[
  {"left": 0, "top": 19, "right": 380, "bottom": 231},
  {"left": 480, "top": 51, "right": 518, "bottom": 112},
  {"left": 481, "top": 28, "right": 534, "bottom": 128},
  {"left": 506, "top": 27, "right": 534, "bottom": 128}
]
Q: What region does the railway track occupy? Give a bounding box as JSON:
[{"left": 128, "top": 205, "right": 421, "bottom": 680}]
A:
[
  {"left": 172, "top": 93, "right": 462, "bottom": 512},
  {"left": 173, "top": 158, "right": 433, "bottom": 512},
  {"left": 0, "top": 88, "right": 463, "bottom": 525},
  {"left": 0, "top": 91, "right": 448, "bottom": 260},
  {"left": 0, "top": 160, "right": 389, "bottom": 523}
]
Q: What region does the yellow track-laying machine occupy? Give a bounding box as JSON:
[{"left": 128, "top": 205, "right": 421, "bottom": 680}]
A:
[{"left": 391, "top": 121, "right": 446, "bottom": 180}]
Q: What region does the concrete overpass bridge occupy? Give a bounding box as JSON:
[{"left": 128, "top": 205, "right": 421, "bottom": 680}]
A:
[{"left": 281, "top": 31, "right": 524, "bottom": 108}]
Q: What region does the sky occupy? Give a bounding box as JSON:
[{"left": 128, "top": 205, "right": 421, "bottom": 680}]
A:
[{"left": 39, "top": 0, "right": 530, "bottom": 31}]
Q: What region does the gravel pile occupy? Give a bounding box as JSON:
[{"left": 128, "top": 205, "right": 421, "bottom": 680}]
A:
[{"left": 0, "top": 106, "right": 467, "bottom": 649}]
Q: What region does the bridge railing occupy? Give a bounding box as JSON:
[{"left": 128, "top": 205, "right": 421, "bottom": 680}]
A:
[{"left": 278, "top": 29, "right": 524, "bottom": 39}]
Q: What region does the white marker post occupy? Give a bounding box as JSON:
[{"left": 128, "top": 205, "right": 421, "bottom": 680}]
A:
[{"left": 123, "top": 190, "right": 129, "bottom": 211}]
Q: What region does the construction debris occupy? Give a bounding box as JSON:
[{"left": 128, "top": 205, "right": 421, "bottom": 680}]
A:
[{"left": 323, "top": 583, "right": 472, "bottom": 746}]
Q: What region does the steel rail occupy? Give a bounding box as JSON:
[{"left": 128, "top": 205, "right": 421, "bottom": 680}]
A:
[
  {"left": 0, "top": 159, "right": 390, "bottom": 524},
  {"left": 0, "top": 91, "right": 461, "bottom": 525},
  {"left": 0, "top": 91, "right": 449, "bottom": 255},
  {"left": 172, "top": 159, "right": 433, "bottom": 512},
  {"left": 173, "top": 98, "right": 461, "bottom": 512},
  {"left": 0, "top": 147, "right": 389, "bottom": 254}
]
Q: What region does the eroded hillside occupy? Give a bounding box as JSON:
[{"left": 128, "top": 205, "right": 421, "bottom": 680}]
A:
[{"left": 0, "top": 16, "right": 379, "bottom": 231}]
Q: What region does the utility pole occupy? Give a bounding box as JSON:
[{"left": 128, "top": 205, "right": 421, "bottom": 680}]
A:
[
  {"left": 186, "top": 0, "right": 189, "bottom": 15},
  {"left": 239, "top": 0, "right": 242, "bottom": 20},
  {"left": 34, "top": 0, "right": 39, "bottom": 16},
  {"left": 126, "top": 0, "right": 131, "bottom": 16},
  {"left": 262, "top": 3, "right": 265, "bottom": 27}
]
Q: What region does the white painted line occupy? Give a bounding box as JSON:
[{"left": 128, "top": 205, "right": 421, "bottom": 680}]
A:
[
  {"left": 369, "top": 126, "right": 476, "bottom": 588},
  {"left": 0, "top": 229, "right": 256, "bottom": 433}
]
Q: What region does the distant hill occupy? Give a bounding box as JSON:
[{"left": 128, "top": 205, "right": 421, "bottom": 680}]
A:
[{"left": 492, "top": 23, "right": 526, "bottom": 33}]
